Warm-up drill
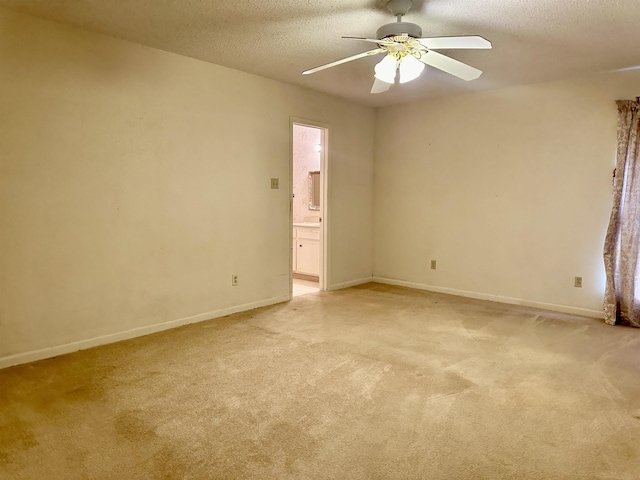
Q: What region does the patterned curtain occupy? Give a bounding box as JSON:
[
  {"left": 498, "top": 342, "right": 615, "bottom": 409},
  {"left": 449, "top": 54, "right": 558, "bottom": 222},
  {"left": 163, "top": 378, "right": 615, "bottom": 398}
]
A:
[{"left": 603, "top": 100, "right": 640, "bottom": 327}]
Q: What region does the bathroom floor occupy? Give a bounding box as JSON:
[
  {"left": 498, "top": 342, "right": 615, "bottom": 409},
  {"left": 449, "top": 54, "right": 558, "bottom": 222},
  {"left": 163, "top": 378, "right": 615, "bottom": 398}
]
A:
[{"left": 292, "top": 278, "right": 320, "bottom": 297}]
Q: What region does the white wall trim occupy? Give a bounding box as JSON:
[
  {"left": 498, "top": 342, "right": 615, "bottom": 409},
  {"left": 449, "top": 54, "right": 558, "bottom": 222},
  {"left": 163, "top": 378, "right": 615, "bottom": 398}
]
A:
[
  {"left": 0, "top": 295, "right": 291, "bottom": 370},
  {"left": 372, "top": 277, "right": 604, "bottom": 319},
  {"left": 329, "top": 277, "right": 374, "bottom": 291},
  {"left": 1, "top": 277, "right": 605, "bottom": 370}
]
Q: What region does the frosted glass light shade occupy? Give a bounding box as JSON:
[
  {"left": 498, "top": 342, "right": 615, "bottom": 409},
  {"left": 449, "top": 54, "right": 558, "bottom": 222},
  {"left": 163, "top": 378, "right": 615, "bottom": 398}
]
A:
[
  {"left": 399, "top": 55, "right": 425, "bottom": 84},
  {"left": 374, "top": 55, "right": 397, "bottom": 84}
]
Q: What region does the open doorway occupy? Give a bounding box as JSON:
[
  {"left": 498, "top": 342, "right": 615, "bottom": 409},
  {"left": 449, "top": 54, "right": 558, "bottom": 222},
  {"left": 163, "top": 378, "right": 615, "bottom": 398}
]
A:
[{"left": 290, "top": 120, "right": 328, "bottom": 297}]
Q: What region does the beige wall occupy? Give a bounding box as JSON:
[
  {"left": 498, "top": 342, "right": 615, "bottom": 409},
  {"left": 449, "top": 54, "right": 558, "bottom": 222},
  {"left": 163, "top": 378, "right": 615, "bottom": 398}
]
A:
[
  {"left": 0, "top": 8, "right": 375, "bottom": 366},
  {"left": 4, "top": 5, "right": 635, "bottom": 367},
  {"left": 373, "top": 69, "right": 640, "bottom": 316}
]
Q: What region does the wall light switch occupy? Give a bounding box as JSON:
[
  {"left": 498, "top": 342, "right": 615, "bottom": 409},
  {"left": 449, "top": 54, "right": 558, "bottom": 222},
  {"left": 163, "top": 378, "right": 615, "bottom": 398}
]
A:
[{"left": 270, "top": 178, "right": 279, "bottom": 189}]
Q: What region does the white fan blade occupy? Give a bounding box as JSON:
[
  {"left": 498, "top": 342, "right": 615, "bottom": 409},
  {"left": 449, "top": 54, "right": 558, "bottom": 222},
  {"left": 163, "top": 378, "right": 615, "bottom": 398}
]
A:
[
  {"left": 302, "top": 48, "right": 385, "bottom": 75},
  {"left": 370, "top": 78, "right": 392, "bottom": 94},
  {"left": 418, "top": 50, "right": 482, "bottom": 81},
  {"left": 418, "top": 36, "right": 492, "bottom": 50},
  {"left": 342, "top": 36, "right": 399, "bottom": 46}
]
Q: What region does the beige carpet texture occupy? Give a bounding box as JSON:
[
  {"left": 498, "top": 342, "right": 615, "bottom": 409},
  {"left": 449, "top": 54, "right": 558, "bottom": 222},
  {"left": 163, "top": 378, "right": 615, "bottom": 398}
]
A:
[{"left": 1, "top": 283, "right": 639, "bottom": 479}]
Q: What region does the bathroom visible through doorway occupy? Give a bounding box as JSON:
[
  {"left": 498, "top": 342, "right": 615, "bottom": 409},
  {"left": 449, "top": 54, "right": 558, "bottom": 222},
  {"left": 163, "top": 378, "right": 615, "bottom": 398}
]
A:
[{"left": 290, "top": 121, "right": 328, "bottom": 296}]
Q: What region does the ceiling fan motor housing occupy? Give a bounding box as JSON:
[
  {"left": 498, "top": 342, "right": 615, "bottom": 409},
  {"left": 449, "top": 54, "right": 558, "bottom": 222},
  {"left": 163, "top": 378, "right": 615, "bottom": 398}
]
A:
[{"left": 377, "top": 21, "right": 423, "bottom": 40}]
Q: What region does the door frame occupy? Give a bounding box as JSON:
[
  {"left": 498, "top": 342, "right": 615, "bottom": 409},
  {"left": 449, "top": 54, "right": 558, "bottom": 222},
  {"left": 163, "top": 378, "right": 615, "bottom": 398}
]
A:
[{"left": 290, "top": 117, "right": 330, "bottom": 296}]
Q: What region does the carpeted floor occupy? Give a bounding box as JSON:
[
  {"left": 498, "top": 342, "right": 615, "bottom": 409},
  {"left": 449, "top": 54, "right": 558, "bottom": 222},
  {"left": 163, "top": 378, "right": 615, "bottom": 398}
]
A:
[{"left": 1, "top": 283, "right": 640, "bottom": 479}]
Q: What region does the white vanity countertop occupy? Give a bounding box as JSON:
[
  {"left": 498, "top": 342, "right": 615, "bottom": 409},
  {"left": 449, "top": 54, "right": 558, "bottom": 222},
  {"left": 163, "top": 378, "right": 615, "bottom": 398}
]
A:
[{"left": 293, "top": 222, "right": 320, "bottom": 228}]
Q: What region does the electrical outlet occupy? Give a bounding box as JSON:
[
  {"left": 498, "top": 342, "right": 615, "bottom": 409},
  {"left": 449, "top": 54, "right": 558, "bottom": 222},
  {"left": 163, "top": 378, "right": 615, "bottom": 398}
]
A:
[
  {"left": 270, "top": 178, "right": 279, "bottom": 189},
  {"left": 430, "top": 260, "right": 437, "bottom": 270},
  {"left": 574, "top": 276, "right": 582, "bottom": 288},
  {"left": 232, "top": 274, "right": 239, "bottom": 286}
]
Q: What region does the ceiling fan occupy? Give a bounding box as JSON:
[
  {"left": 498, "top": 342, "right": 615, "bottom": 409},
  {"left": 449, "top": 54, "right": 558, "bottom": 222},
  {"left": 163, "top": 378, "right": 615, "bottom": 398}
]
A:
[{"left": 302, "top": 0, "right": 492, "bottom": 94}]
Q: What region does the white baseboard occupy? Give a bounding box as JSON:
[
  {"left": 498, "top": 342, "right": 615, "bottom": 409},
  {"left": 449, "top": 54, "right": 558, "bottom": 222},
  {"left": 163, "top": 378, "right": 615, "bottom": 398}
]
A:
[
  {"left": 0, "top": 295, "right": 291, "bottom": 370},
  {"left": 1, "top": 279, "right": 604, "bottom": 370},
  {"left": 328, "top": 277, "right": 374, "bottom": 291},
  {"left": 372, "top": 277, "right": 604, "bottom": 319}
]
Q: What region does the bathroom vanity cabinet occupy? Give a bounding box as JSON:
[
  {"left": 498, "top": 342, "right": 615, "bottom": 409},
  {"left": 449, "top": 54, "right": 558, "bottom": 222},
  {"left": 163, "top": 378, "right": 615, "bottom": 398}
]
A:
[{"left": 293, "top": 224, "right": 320, "bottom": 276}]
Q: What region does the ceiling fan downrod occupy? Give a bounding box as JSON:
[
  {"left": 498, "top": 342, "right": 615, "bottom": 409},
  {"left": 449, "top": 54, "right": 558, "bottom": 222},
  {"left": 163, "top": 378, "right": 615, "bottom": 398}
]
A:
[
  {"left": 387, "top": 0, "right": 413, "bottom": 18},
  {"left": 378, "top": 0, "right": 422, "bottom": 39}
]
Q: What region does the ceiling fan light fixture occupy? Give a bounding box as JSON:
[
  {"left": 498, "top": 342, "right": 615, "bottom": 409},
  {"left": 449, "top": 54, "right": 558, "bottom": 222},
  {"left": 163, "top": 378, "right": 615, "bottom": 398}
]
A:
[
  {"left": 301, "top": 0, "right": 491, "bottom": 93},
  {"left": 399, "top": 54, "right": 425, "bottom": 83},
  {"left": 374, "top": 55, "right": 398, "bottom": 83}
]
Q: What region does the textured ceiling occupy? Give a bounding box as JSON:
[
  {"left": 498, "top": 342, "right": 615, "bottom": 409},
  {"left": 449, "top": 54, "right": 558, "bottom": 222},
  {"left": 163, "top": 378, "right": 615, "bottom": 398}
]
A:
[{"left": 1, "top": 0, "right": 640, "bottom": 107}]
